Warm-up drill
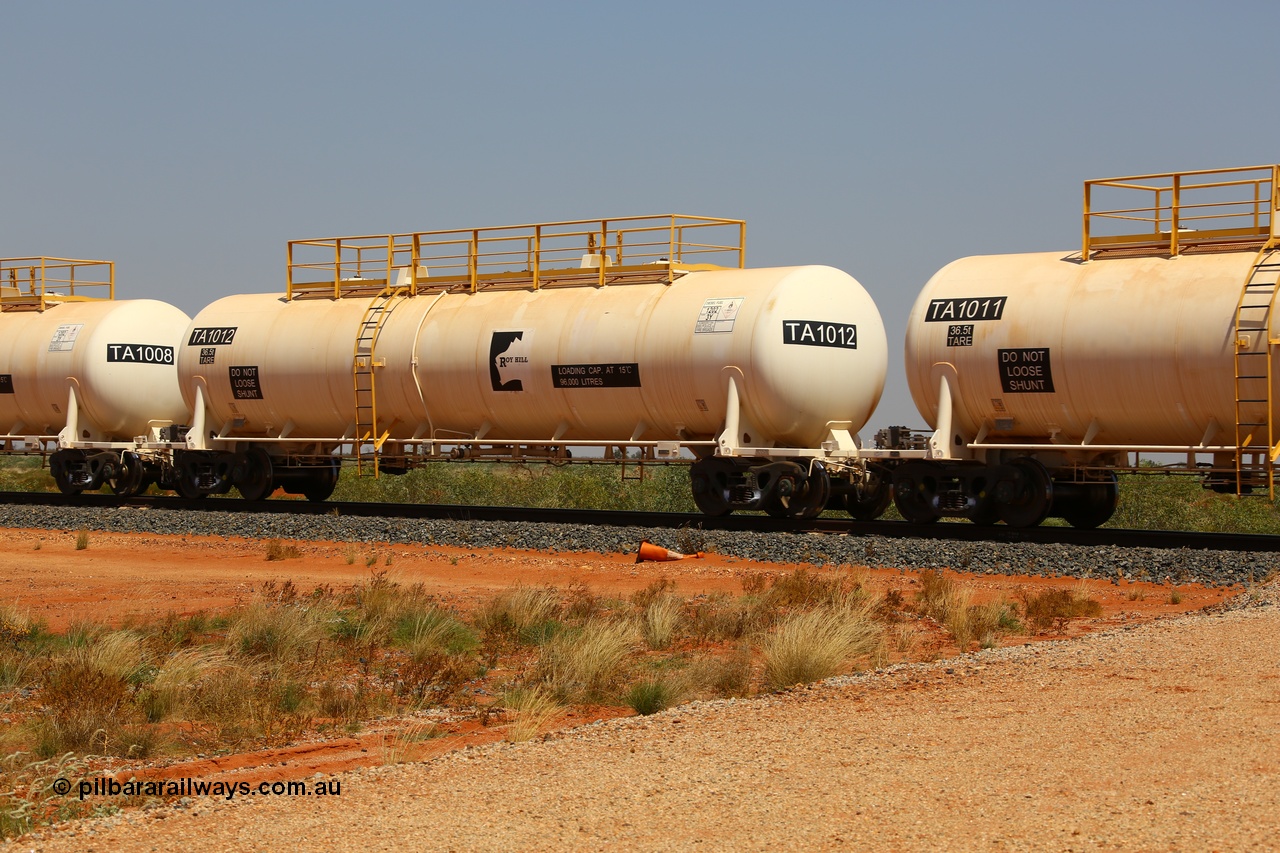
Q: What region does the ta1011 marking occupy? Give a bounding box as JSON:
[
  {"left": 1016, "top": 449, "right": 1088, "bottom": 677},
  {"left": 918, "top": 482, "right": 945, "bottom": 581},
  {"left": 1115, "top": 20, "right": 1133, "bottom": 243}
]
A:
[
  {"left": 925, "top": 297, "right": 1006, "bottom": 323},
  {"left": 782, "top": 320, "right": 857, "bottom": 349}
]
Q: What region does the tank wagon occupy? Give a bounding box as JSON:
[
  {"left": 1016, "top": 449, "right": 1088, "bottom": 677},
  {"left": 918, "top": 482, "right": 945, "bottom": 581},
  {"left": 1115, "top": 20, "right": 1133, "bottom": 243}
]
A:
[
  {"left": 171, "top": 215, "right": 890, "bottom": 516},
  {"left": 0, "top": 258, "right": 191, "bottom": 495},
  {"left": 895, "top": 164, "right": 1280, "bottom": 527}
]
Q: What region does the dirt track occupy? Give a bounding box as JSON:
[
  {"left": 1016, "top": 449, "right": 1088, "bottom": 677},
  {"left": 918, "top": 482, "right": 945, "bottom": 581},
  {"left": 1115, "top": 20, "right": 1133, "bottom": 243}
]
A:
[
  {"left": 14, "top": 585, "right": 1280, "bottom": 852},
  {"left": 0, "top": 529, "right": 1268, "bottom": 849}
]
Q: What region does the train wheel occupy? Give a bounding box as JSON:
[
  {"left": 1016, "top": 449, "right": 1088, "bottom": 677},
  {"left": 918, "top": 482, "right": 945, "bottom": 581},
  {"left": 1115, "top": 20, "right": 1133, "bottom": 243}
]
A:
[
  {"left": 235, "top": 448, "right": 275, "bottom": 501},
  {"left": 762, "top": 491, "right": 790, "bottom": 518},
  {"left": 765, "top": 465, "right": 831, "bottom": 519},
  {"left": 50, "top": 450, "right": 84, "bottom": 496},
  {"left": 301, "top": 459, "right": 340, "bottom": 502},
  {"left": 968, "top": 500, "right": 1000, "bottom": 526},
  {"left": 173, "top": 473, "right": 207, "bottom": 499},
  {"left": 892, "top": 462, "right": 939, "bottom": 524},
  {"left": 107, "top": 452, "right": 145, "bottom": 497},
  {"left": 1061, "top": 473, "right": 1119, "bottom": 529},
  {"left": 793, "top": 465, "right": 831, "bottom": 519},
  {"left": 843, "top": 466, "right": 892, "bottom": 520},
  {"left": 995, "top": 458, "right": 1053, "bottom": 528},
  {"left": 690, "top": 459, "right": 732, "bottom": 516}
]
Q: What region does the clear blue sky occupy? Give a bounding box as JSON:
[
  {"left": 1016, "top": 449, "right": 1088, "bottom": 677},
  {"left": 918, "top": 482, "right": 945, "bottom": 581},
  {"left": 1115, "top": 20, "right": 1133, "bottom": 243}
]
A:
[{"left": 4, "top": 0, "right": 1278, "bottom": 427}]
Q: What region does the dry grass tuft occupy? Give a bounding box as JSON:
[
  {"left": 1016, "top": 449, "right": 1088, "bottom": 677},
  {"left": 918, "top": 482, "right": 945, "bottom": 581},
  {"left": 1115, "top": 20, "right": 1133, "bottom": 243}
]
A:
[
  {"left": 228, "top": 600, "right": 326, "bottom": 662},
  {"left": 1021, "top": 585, "right": 1103, "bottom": 630},
  {"left": 264, "top": 540, "right": 302, "bottom": 561},
  {"left": 35, "top": 631, "right": 152, "bottom": 756},
  {"left": 915, "top": 570, "right": 967, "bottom": 624},
  {"left": 762, "top": 599, "right": 882, "bottom": 689},
  {"left": 536, "top": 618, "right": 636, "bottom": 700},
  {"left": 502, "top": 687, "right": 561, "bottom": 742},
  {"left": 142, "top": 647, "right": 230, "bottom": 722},
  {"left": 475, "top": 586, "right": 561, "bottom": 644},
  {"left": 689, "top": 646, "right": 753, "bottom": 698},
  {"left": 642, "top": 595, "right": 683, "bottom": 650}
]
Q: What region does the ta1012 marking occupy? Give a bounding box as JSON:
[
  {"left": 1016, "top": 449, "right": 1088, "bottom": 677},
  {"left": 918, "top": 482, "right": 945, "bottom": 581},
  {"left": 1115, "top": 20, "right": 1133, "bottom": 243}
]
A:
[{"left": 782, "top": 320, "right": 857, "bottom": 349}]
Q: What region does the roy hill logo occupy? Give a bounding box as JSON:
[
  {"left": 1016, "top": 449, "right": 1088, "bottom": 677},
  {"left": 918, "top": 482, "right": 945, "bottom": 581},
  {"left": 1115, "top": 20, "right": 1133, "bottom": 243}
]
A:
[{"left": 489, "top": 331, "right": 532, "bottom": 391}]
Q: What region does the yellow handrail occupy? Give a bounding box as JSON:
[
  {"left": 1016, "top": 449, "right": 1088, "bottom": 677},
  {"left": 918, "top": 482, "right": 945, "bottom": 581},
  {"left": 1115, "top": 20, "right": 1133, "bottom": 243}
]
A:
[
  {"left": 0, "top": 257, "right": 114, "bottom": 311},
  {"left": 1083, "top": 165, "right": 1279, "bottom": 259},
  {"left": 286, "top": 214, "right": 746, "bottom": 299}
]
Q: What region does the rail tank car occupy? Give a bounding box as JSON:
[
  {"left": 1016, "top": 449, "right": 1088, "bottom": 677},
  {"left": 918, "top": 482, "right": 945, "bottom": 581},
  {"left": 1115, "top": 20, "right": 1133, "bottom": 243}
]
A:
[
  {"left": 0, "top": 258, "right": 192, "bottom": 495},
  {"left": 172, "top": 216, "right": 888, "bottom": 515},
  {"left": 897, "top": 164, "right": 1280, "bottom": 528}
]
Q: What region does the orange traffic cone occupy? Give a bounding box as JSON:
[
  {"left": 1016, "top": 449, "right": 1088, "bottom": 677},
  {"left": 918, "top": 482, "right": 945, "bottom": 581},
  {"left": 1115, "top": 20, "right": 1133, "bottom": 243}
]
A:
[{"left": 635, "top": 539, "right": 704, "bottom": 563}]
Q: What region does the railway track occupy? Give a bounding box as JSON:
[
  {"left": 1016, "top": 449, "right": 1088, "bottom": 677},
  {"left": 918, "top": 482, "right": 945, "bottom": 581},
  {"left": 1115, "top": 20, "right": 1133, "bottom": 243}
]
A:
[{"left": 1, "top": 490, "right": 1277, "bottom": 553}]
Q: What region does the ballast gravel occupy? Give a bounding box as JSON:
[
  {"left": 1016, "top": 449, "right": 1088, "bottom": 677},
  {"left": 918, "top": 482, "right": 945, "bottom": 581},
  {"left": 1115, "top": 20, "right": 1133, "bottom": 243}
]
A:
[
  {"left": 14, "top": 586, "right": 1280, "bottom": 852},
  {"left": 0, "top": 504, "right": 1275, "bottom": 586}
]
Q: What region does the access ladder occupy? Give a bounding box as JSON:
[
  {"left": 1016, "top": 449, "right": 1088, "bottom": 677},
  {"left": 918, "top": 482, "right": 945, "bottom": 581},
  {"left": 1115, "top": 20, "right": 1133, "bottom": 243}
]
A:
[
  {"left": 352, "top": 288, "right": 404, "bottom": 476},
  {"left": 1232, "top": 241, "right": 1280, "bottom": 497}
]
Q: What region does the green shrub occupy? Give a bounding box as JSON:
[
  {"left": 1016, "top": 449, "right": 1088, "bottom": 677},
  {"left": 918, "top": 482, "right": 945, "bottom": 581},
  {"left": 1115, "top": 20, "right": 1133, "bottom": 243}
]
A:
[{"left": 624, "top": 676, "right": 683, "bottom": 715}]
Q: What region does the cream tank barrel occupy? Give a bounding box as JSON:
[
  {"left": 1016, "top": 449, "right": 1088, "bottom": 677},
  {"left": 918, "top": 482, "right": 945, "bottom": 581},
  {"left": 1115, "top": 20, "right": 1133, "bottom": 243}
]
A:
[
  {"left": 904, "top": 250, "right": 1266, "bottom": 447},
  {"left": 177, "top": 265, "right": 887, "bottom": 449},
  {"left": 0, "top": 300, "right": 192, "bottom": 439}
]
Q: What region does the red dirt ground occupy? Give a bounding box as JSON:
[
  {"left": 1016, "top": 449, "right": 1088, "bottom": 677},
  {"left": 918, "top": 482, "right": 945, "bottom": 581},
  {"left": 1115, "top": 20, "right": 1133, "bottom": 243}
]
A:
[{"left": 0, "top": 528, "right": 1234, "bottom": 787}]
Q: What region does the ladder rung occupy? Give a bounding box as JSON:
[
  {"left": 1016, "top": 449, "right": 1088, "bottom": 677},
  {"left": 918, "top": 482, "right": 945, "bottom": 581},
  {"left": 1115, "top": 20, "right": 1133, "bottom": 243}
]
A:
[{"left": 1238, "top": 375, "right": 1269, "bottom": 379}]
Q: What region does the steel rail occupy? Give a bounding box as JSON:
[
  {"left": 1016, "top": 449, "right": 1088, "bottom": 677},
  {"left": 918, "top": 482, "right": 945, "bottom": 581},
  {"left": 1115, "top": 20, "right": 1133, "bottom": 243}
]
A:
[{"left": 1, "top": 491, "right": 1279, "bottom": 554}]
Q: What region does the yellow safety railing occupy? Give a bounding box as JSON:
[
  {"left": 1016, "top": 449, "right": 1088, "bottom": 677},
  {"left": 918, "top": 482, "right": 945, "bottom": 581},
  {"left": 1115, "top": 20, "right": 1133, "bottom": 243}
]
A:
[
  {"left": 286, "top": 214, "right": 746, "bottom": 299},
  {"left": 1083, "top": 165, "right": 1279, "bottom": 259},
  {"left": 0, "top": 257, "right": 115, "bottom": 311}
]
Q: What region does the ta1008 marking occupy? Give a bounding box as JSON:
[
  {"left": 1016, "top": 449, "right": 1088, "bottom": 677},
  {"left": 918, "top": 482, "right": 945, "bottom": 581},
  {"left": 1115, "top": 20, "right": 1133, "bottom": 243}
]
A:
[
  {"left": 946, "top": 324, "right": 974, "bottom": 346},
  {"left": 998, "top": 347, "right": 1054, "bottom": 393},
  {"left": 782, "top": 320, "right": 857, "bottom": 349},
  {"left": 106, "top": 344, "right": 175, "bottom": 365},
  {"left": 229, "top": 365, "right": 264, "bottom": 400},
  {"left": 925, "top": 297, "right": 1006, "bottom": 323},
  {"left": 0, "top": 374, "right": 12, "bottom": 394}
]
